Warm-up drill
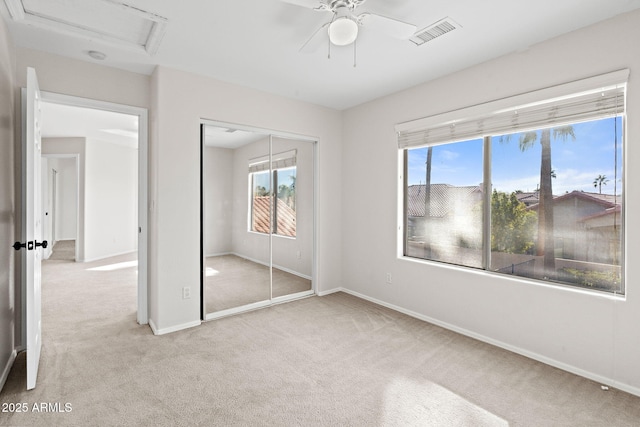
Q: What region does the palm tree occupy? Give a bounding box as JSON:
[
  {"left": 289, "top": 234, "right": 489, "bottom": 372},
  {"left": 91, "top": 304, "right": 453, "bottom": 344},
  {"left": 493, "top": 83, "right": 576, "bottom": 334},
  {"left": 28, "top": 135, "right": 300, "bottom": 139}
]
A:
[
  {"left": 593, "top": 174, "right": 609, "bottom": 194},
  {"left": 254, "top": 185, "right": 269, "bottom": 197},
  {"left": 423, "top": 146, "right": 433, "bottom": 258},
  {"left": 518, "top": 126, "right": 575, "bottom": 278}
]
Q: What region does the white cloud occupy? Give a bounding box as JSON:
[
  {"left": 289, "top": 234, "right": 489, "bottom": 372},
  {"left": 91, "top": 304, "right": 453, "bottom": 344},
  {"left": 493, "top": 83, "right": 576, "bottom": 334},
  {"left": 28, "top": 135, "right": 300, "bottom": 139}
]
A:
[{"left": 438, "top": 150, "right": 460, "bottom": 161}]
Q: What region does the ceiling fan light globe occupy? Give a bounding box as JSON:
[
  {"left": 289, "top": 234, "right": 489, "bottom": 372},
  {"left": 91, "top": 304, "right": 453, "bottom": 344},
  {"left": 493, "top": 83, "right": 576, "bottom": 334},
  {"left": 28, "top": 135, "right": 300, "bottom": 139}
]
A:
[{"left": 328, "top": 17, "right": 358, "bottom": 46}]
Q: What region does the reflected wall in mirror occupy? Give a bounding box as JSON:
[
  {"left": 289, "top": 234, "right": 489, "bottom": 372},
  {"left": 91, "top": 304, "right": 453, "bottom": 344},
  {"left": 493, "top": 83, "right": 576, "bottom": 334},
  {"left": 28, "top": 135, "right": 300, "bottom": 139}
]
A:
[
  {"left": 270, "top": 136, "right": 313, "bottom": 299},
  {"left": 202, "top": 124, "right": 315, "bottom": 319}
]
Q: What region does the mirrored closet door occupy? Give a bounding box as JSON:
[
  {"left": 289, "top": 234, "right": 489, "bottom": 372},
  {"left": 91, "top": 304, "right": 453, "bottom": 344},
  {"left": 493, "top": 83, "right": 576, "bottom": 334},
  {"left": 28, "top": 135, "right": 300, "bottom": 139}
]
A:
[{"left": 201, "top": 123, "right": 315, "bottom": 320}]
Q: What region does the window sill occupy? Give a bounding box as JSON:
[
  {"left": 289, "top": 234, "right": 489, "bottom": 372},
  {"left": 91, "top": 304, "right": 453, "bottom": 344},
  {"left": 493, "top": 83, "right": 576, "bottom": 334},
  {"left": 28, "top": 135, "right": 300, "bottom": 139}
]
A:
[{"left": 398, "top": 254, "right": 626, "bottom": 301}]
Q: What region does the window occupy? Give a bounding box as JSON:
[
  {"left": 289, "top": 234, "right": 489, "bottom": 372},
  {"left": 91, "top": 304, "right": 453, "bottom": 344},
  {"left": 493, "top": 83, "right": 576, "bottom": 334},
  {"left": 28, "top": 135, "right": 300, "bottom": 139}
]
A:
[
  {"left": 405, "top": 139, "right": 484, "bottom": 268},
  {"left": 249, "top": 151, "right": 297, "bottom": 238},
  {"left": 398, "top": 71, "right": 626, "bottom": 294}
]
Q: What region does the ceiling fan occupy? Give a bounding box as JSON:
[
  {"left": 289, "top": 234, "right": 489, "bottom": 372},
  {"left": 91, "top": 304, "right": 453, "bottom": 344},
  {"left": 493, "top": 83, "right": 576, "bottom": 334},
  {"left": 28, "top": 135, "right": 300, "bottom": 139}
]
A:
[{"left": 282, "top": 0, "right": 417, "bottom": 54}]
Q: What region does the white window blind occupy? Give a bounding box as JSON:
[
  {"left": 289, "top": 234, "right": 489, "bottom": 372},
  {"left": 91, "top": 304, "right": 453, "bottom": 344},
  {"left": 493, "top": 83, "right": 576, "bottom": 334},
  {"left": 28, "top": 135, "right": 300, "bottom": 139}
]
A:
[
  {"left": 248, "top": 149, "right": 297, "bottom": 173},
  {"left": 396, "top": 70, "right": 628, "bottom": 149}
]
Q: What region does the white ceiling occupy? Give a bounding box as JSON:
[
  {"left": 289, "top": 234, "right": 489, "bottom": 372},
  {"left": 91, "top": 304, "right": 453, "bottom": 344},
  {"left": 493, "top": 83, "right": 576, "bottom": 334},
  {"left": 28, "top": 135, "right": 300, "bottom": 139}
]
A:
[
  {"left": 203, "top": 125, "right": 267, "bottom": 149},
  {"left": 41, "top": 102, "right": 138, "bottom": 148},
  {"left": 3, "top": 0, "right": 640, "bottom": 110}
]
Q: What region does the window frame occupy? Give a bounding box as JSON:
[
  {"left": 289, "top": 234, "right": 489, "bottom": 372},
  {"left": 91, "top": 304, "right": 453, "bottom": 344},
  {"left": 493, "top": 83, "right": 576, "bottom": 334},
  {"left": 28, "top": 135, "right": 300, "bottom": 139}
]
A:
[
  {"left": 396, "top": 71, "right": 628, "bottom": 295},
  {"left": 248, "top": 165, "right": 297, "bottom": 239}
]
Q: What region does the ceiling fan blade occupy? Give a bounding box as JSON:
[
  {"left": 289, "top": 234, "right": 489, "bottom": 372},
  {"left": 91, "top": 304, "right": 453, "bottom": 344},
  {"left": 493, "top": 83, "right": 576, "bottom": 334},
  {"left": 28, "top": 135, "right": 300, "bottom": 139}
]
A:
[
  {"left": 299, "top": 22, "right": 330, "bottom": 53},
  {"left": 281, "top": 0, "right": 330, "bottom": 11},
  {"left": 358, "top": 12, "right": 417, "bottom": 39}
]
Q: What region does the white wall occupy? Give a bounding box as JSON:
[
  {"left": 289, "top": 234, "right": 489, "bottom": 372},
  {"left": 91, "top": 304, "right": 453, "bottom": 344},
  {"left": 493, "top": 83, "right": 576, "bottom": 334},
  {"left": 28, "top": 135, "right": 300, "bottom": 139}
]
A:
[
  {"left": 0, "top": 14, "right": 16, "bottom": 391},
  {"left": 341, "top": 9, "right": 640, "bottom": 395},
  {"left": 84, "top": 139, "right": 137, "bottom": 261},
  {"left": 271, "top": 137, "right": 314, "bottom": 278},
  {"left": 230, "top": 137, "right": 270, "bottom": 264},
  {"left": 203, "top": 146, "right": 234, "bottom": 255},
  {"left": 42, "top": 138, "right": 137, "bottom": 262},
  {"left": 150, "top": 66, "right": 342, "bottom": 333},
  {"left": 227, "top": 136, "right": 314, "bottom": 277},
  {"left": 15, "top": 48, "right": 149, "bottom": 109}
]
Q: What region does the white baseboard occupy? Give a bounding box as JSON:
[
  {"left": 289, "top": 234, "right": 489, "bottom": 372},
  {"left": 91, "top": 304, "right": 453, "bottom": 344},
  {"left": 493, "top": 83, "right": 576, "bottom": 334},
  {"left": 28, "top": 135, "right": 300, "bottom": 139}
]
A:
[
  {"left": 273, "top": 263, "right": 312, "bottom": 281},
  {"left": 338, "top": 287, "right": 640, "bottom": 398},
  {"left": 81, "top": 250, "right": 137, "bottom": 263},
  {"left": 221, "top": 252, "right": 312, "bottom": 281},
  {"left": 272, "top": 290, "right": 314, "bottom": 304},
  {"left": 317, "top": 287, "right": 344, "bottom": 297},
  {"left": 149, "top": 318, "right": 201, "bottom": 336},
  {"left": 205, "top": 252, "right": 232, "bottom": 258},
  {"left": 0, "top": 349, "right": 17, "bottom": 392},
  {"left": 205, "top": 290, "right": 314, "bottom": 322},
  {"left": 148, "top": 318, "right": 158, "bottom": 334}
]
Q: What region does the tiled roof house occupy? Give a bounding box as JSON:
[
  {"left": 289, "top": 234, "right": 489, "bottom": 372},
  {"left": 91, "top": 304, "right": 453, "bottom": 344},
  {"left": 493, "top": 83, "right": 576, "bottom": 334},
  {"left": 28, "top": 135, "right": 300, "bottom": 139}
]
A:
[
  {"left": 407, "top": 184, "right": 483, "bottom": 218},
  {"left": 527, "top": 190, "right": 621, "bottom": 264},
  {"left": 406, "top": 183, "right": 483, "bottom": 240},
  {"left": 252, "top": 196, "right": 296, "bottom": 237},
  {"left": 515, "top": 191, "right": 540, "bottom": 207}
]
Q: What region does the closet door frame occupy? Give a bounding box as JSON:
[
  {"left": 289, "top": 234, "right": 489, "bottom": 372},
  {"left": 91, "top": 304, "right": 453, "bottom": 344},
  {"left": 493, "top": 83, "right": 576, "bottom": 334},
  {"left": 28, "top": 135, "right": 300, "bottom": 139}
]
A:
[{"left": 200, "top": 119, "right": 317, "bottom": 321}]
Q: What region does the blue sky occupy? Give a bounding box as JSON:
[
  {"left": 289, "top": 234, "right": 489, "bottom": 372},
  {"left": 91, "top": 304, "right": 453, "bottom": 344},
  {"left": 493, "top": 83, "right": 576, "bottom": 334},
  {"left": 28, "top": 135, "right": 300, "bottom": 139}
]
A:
[
  {"left": 407, "top": 117, "right": 623, "bottom": 195},
  {"left": 253, "top": 167, "right": 296, "bottom": 193}
]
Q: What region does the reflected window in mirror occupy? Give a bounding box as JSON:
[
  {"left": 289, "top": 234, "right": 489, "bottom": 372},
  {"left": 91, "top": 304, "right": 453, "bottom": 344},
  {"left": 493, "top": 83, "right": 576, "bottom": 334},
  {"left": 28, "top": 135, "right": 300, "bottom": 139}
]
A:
[{"left": 249, "top": 150, "right": 297, "bottom": 238}]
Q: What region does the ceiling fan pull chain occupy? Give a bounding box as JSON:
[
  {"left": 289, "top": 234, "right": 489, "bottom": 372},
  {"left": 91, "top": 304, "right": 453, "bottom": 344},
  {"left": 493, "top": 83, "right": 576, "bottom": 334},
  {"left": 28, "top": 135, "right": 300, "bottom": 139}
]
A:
[
  {"left": 327, "top": 11, "right": 337, "bottom": 60},
  {"left": 353, "top": 38, "right": 357, "bottom": 67}
]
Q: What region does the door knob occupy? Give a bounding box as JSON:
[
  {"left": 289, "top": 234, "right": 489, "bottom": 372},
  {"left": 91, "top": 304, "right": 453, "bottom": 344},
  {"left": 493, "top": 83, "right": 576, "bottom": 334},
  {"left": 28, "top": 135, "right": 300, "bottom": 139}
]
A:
[
  {"left": 12, "top": 240, "right": 48, "bottom": 250},
  {"left": 12, "top": 241, "right": 26, "bottom": 251}
]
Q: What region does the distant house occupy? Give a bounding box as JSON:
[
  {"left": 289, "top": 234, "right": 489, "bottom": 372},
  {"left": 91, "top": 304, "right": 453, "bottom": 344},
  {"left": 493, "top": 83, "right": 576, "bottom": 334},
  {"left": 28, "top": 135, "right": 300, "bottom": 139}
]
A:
[
  {"left": 407, "top": 186, "right": 621, "bottom": 272},
  {"left": 406, "top": 184, "right": 483, "bottom": 254},
  {"left": 528, "top": 190, "right": 621, "bottom": 265},
  {"left": 515, "top": 191, "right": 540, "bottom": 207}
]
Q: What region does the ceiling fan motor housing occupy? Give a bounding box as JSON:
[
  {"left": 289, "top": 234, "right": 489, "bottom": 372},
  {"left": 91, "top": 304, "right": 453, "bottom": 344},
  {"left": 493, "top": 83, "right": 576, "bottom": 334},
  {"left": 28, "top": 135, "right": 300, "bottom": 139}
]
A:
[{"left": 329, "top": 0, "right": 366, "bottom": 11}]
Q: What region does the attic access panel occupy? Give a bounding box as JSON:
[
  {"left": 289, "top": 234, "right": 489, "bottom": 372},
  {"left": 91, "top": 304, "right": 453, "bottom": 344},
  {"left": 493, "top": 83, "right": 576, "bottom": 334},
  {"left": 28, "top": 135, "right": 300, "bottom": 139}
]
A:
[{"left": 4, "top": 0, "right": 167, "bottom": 55}]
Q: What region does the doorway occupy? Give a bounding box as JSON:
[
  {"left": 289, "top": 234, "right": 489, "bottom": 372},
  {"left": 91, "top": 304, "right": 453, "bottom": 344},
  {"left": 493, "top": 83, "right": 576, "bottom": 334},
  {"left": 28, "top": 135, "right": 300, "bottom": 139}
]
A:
[
  {"left": 41, "top": 154, "right": 78, "bottom": 261},
  {"left": 37, "top": 91, "right": 148, "bottom": 324}
]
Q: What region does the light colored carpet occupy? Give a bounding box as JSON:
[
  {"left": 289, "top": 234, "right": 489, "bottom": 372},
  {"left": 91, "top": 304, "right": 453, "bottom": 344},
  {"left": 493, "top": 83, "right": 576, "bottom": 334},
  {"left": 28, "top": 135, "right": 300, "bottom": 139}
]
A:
[
  {"left": 1, "top": 255, "right": 640, "bottom": 426},
  {"left": 205, "top": 254, "right": 311, "bottom": 313},
  {"left": 48, "top": 240, "right": 75, "bottom": 261}
]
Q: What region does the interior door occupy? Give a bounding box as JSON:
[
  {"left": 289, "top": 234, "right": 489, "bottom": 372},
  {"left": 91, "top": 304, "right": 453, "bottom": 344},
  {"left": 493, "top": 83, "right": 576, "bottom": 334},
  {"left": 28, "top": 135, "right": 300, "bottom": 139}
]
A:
[{"left": 24, "top": 67, "right": 44, "bottom": 390}]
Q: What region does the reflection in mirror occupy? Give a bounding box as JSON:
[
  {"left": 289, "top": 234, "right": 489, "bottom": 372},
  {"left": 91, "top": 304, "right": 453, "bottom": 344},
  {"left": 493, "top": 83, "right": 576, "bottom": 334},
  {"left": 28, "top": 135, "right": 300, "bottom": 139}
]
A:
[
  {"left": 271, "top": 136, "right": 312, "bottom": 299},
  {"left": 202, "top": 125, "right": 271, "bottom": 314},
  {"left": 202, "top": 125, "right": 315, "bottom": 318}
]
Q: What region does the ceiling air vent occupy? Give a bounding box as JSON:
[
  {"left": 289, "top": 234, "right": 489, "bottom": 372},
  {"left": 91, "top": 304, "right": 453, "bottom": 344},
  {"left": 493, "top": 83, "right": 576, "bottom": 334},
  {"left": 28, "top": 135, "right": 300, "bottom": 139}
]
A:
[{"left": 410, "top": 17, "right": 460, "bottom": 46}]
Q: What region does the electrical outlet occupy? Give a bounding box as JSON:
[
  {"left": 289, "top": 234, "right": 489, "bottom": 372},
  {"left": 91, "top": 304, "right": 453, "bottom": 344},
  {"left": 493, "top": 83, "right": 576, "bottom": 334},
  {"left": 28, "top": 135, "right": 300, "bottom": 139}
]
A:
[
  {"left": 386, "top": 273, "right": 392, "bottom": 284},
  {"left": 182, "top": 286, "right": 191, "bottom": 299}
]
